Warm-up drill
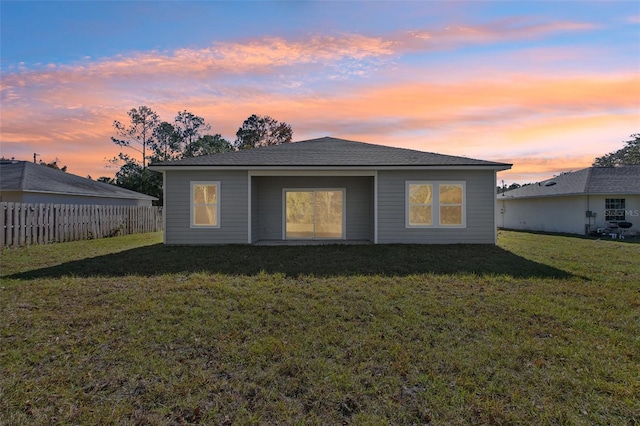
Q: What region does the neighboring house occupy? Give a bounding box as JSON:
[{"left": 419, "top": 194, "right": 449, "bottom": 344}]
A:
[
  {"left": 497, "top": 166, "right": 640, "bottom": 236},
  {"left": 150, "top": 137, "right": 511, "bottom": 245},
  {"left": 0, "top": 160, "right": 156, "bottom": 206}
]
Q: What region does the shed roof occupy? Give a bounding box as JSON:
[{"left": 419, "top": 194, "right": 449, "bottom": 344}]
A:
[
  {"left": 150, "top": 137, "right": 511, "bottom": 170},
  {"left": 0, "top": 160, "right": 157, "bottom": 201},
  {"left": 500, "top": 166, "right": 640, "bottom": 199}
]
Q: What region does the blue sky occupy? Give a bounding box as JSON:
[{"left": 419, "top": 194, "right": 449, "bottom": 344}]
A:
[{"left": 1, "top": 1, "right": 639, "bottom": 182}]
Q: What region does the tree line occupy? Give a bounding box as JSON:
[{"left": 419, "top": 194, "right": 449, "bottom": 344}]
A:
[
  {"left": 104, "top": 106, "right": 292, "bottom": 204},
  {"left": 592, "top": 133, "right": 639, "bottom": 167},
  {"left": 100, "top": 110, "right": 634, "bottom": 202}
]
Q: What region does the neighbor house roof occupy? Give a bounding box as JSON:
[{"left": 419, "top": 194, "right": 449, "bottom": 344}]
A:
[
  {"left": 150, "top": 137, "right": 511, "bottom": 170},
  {"left": 0, "top": 160, "right": 157, "bottom": 200},
  {"left": 500, "top": 166, "right": 640, "bottom": 199}
]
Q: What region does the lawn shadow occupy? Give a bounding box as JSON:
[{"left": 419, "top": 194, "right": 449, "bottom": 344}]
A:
[{"left": 7, "top": 243, "right": 577, "bottom": 280}]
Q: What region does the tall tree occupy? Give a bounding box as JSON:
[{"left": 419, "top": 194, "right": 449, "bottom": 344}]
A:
[
  {"left": 150, "top": 121, "right": 181, "bottom": 162},
  {"left": 235, "top": 114, "right": 292, "bottom": 149},
  {"left": 593, "top": 134, "right": 640, "bottom": 166},
  {"left": 111, "top": 106, "right": 160, "bottom": 168},
  {"left": 174, "top": 110, "right": 211, "bottom": 158},
  {"left": 192, "top": 134, "right": 234, "bottom": 156},
  {"left": 108, "top": 107, "right": 225, "bottom": 205}
]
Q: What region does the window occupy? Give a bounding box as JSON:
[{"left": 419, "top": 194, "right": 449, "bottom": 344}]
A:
[
  {"left": 605, "top": 198, "right": 625, "bottom": 221},
  {"left": 439, "top": 184, "right": 464, "bottom": 225},
  {"left": 406, "top": 181, "right": 465, "bottom": 228},
  {"left": 407, "top": 183, "right": 433, "bottom": 226},
  {"left": 191, "top": 182, "right": 220, "bottom": 227}
]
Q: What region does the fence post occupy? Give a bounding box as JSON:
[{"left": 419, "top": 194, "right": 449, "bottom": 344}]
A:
[
  {"left": 82, "top": 205, "right": 87, "bottom": 240},
  {"left": 26, "top": 204, "right": 38, "bottom": 245},
  {"left": 0, "top": 203, "right": 6, "bottom": 249},
  {"left": 44, "top": 204, "right": 50, "bottom": 244},
  {"left": 62, "top": 204, "right": 68, "bottom": 242},
  {"left": 53, "top": 204, "right": 59, "bottom": 243},
  {"left": 24, "top": 204, "right": 32, "bottom": 246},
  {"left": 18, "top": 203, "right": 26, "bottom": 246}
]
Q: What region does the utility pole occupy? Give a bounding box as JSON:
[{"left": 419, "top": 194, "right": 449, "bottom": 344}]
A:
[{"left": 33, "top": 153, "right": 40, "bottom": 164}]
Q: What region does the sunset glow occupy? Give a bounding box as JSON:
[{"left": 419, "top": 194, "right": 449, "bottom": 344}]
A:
[{"left": 1, "top": 1, "right": 638, "bottom": 184}]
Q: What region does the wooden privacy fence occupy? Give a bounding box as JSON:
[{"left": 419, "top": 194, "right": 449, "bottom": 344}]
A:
[{"left": 0, "top": 203, "right": 163, "bottom": 248}]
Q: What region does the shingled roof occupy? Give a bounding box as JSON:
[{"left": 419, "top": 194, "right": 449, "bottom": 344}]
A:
[
  {"left": 150, "top": 137, "right": 511, "bottom": 169},
  {"left": 500, "top": 166, "right": 640, "bottom": 199},
  {"left": 0, "top": 160, "right": 156, "bottom": 201}
]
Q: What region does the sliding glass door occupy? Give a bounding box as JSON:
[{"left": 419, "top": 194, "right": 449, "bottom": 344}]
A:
[{"left": 285, "top": 189, "right": 344, "bottom": 239}]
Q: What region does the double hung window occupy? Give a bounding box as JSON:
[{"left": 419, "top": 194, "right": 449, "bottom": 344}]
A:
[
  {"left": 406, "top": 181, "right": 466, "bottom": 227},
  {"left": 191, "top": 181, "right": 220, "bottom": 227}
]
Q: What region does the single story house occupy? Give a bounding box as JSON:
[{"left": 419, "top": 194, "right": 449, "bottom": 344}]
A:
[
  {"left": 150, "top": 137, "right": 511, "bottom": 245},
  {"left": 0, "top": 160, "right": 156, "bottom": 206},
  {"left": 497, "top": 166, "right": 640, "bottom": 236}
]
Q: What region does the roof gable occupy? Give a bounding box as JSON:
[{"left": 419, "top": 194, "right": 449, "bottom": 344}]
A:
[
  {"left": 150, "top": 137, "right": 511, "bottom": 169},
  {"left": 0, "top": 161, "right": 156, "bottom": 200},
  {"left": 501, "top": 166, "right": 640, "bottom": 199}
]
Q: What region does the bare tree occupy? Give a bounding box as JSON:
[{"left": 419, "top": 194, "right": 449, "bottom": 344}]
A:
[
  {"left": 174, "top": 110, "right": 211, "bottom": 157},
  {"left": 111, "top": 106, "right": 160, "bottom": 168}
]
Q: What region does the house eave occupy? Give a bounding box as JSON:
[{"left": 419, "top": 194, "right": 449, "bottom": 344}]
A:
[
  {"left": 499, "top": 191, "right": 640, "bottom": 200},
  {"left": 13, "top": 188, "right": 157, "bottom": 201},
  {"left": 150, "top": 164, "right": 512, "bottom": 172}
]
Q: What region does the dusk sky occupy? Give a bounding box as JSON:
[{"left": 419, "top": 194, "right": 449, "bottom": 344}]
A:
[{"left": 1, "top": 1, "right": 638, "bottom": 184}]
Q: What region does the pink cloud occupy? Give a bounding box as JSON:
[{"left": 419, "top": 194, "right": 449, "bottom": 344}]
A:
[
  {"left": 2, "top": 70, "right": 636, "bottom": 182},
  {"left": 1, "top": 33, "right": 395, "bottom": 94},
  {"left": 1, "top": 16, "right": 598, "bottom": 95},
  {"left": 627, "top": 15, "right": 640, "bottom": 24},
  {"left": 0, "top": 18, "right": 632, "bottom": 183},
  {"left": 400, "top": 19, "right": 598, "bottom": 50}
]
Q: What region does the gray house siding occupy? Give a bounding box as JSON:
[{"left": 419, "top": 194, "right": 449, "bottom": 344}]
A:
[
  {"left": 164, "top": 170, "right": 248, "bottom": 244},
  {"left": 377, "top": 170, "right": 497, "bottom": 244},
  {"left": 253, "top": 176, "right": 373, "bottom": 241},
  {"left": 250, "top": 177, "right": 259, "bottom": 243}
]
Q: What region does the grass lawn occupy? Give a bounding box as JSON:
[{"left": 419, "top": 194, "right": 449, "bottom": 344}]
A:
[{"left": 1, "top": 231, "right": 638, "bottom": 425}]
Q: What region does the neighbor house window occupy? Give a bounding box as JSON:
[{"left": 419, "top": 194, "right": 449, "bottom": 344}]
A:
[
  {"left": 406, "top": 181, "right": 466, "bottom": 228},
  {"left": 605, "top": 198, "right": 625, "bottom": 221},
  {"left": 191, "top": 181, "right": 220, "bottom": 227}
]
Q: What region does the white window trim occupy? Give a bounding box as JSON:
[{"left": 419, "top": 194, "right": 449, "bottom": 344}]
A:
[
  {"left": 405, "top": 181, "right": 466, "bottom": 228},
  {"left": 190, "top": 181, "right": 221, "bottom": 228},
  {"left": 282, "top": 188, "right": 346, "bottom": 240}
]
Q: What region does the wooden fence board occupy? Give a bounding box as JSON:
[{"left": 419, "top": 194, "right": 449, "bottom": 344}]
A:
[
  {"left": 0, "top": 203, "right": 163, "bottom": 248},
  {"left": 0, "top": 203, "right": 5, "bottom": 249}
]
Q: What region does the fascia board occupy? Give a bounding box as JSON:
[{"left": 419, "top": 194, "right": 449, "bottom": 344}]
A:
[
  {"left": 19, "top": 188, "right": 157, "bottom": 200},
  {"left": 500, "top": 191, "right": 640, "bottom": 200},
  {"left": 150, "top": 165, "right": 512, "bottom": 172}
]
